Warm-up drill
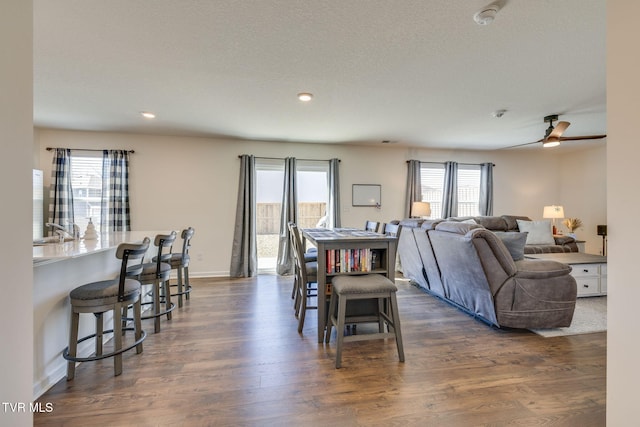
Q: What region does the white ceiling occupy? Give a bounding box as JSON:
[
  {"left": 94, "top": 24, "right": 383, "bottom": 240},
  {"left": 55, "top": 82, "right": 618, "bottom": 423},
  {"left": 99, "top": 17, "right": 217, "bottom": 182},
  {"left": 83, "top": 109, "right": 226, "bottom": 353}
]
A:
[{"left": 33, "top": 0, "right": 606, "bottom": 151}]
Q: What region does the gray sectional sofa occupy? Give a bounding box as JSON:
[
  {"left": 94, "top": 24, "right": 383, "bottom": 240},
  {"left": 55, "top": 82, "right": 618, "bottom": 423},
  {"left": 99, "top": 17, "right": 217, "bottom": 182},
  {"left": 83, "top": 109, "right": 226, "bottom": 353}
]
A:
[
  {"left": 397, "top": 219, "right": 577, "bottom": 329},
  {"left": 446, "top": 215, "right": 579, "bottom": 254}
]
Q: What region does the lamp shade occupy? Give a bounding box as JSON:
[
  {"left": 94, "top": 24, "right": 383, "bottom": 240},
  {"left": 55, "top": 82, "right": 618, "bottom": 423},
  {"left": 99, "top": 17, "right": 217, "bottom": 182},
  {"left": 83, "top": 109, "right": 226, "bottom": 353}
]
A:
[
  {"left": 411, "top": 201, "right": 431, "bottom": 218},
  {"left": 543, "top": 205, "right": 564, "bottom": 219}
]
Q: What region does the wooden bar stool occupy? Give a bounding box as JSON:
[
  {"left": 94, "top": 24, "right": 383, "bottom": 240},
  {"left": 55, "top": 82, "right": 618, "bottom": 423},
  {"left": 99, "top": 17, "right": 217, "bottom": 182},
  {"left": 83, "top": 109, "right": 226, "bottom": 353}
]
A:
[
  {"left": 325, "top": 274, "right": 405, "bottom": 368},
  {"left": 155, "top": 227, "right": 194, "bottom": 308},
  {"left": 63, "top": 237, "right": 150, "bottom": 380},
  {"left": 128, "top": 232, "right": 177, "bottom": 333}
]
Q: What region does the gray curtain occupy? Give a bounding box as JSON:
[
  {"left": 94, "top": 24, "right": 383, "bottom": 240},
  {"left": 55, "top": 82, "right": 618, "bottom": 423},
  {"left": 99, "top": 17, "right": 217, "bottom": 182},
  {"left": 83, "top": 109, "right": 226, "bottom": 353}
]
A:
[
  {"left": 441, "top": 161, "right": 458, "bottom": 218},
  {"left": 276, "top": 157, "right": 297, "bottom": 275},
  {"left": 47, "top": 148, "right": 75, "bottom": 235},
  {"left": 101, "top": 150, "right": 131, "bottom": 232},
  {"left": 230, "top": 155, "right": 257, "bottom": 277},
  {"left": 326, "top": 158, "right": 341, "bottom": 228},
  {"left": 479, "top": 162, "right": 494, "bottom": 216},
  {"left": 405, "top": 159, "right": 422, "bottom": 218}
]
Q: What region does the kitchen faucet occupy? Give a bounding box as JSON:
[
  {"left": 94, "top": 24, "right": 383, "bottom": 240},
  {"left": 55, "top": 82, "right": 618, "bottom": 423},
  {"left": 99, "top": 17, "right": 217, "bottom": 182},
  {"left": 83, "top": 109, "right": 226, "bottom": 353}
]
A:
[{"left": 46, "top": 222, "right": 80, "bottom": 240}]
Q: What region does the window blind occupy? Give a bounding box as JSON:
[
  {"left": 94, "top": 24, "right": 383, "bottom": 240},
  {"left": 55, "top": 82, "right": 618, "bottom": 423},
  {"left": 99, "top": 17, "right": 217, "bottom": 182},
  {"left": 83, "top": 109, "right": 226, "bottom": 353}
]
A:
[{"left": 70, "top": 155, "right": 102, "bottom": 231}]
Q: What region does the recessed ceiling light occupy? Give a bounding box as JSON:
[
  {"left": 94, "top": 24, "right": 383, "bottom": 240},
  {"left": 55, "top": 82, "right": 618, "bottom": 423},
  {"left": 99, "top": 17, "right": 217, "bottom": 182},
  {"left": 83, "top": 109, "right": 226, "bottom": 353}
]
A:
[
  {"left": 140, "top": 111, "right": 156, "bottom": 119},
  {"left": 473, "top": 4, "right": 500, "bottom": 25},
  {"left": 297, "top": 93, "right": 313, "bottom": 102}
]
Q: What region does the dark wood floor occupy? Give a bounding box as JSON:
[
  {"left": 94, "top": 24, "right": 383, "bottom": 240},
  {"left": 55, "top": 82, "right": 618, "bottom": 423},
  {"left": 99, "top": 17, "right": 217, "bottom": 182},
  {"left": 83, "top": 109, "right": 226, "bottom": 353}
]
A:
[{"left": 35, "top": 275, "right": 606, "bottom": 426}]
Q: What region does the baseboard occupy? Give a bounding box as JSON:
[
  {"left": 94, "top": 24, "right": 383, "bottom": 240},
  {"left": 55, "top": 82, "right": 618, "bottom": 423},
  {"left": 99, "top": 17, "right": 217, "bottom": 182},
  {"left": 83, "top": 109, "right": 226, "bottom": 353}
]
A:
[
  {"left": 33, "top": 336, "right": 96, "bottom": 400},
  {"left": 188, "top": 271, "right": 229, "bottom": 278}
]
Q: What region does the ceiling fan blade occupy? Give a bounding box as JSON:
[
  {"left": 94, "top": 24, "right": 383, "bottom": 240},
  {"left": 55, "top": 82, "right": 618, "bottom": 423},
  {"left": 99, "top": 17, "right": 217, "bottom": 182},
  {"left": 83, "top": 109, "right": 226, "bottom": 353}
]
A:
[
  {"left": 559, "top": 134, "right": 607, "bottom": 141},
  {"left": 548, "top": 121, "right": 570, "bottom": 139},
  {"left": 502, "top": 140, "right": 539, "bottom": 149}
]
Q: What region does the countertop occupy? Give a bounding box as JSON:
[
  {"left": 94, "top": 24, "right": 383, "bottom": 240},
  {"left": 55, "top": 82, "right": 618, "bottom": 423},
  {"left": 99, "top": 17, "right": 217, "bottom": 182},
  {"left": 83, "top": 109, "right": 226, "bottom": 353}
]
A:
[{"left": 33, "top": 231, "right": 156, "bottom": 266}]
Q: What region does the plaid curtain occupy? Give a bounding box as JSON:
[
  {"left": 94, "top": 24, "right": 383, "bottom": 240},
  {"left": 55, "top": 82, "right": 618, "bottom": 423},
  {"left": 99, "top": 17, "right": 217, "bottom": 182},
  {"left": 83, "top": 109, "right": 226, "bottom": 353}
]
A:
[
  {"left": 47, "top": 148, "right": 75, "bottom": 235},
  {"left": 101, "top": 150, "right": 131, "bottom": 231}
]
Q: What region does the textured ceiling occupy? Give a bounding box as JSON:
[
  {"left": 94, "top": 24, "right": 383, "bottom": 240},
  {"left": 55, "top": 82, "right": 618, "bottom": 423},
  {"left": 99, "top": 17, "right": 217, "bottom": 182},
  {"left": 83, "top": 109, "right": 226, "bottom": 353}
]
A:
[{"left": 33, "top": 0, "right": 606, "bottom": 150}]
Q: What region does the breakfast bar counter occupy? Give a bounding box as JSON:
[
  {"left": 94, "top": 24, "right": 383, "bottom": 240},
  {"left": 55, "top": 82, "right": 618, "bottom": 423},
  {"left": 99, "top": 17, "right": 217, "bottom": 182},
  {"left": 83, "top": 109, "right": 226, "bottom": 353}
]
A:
[
  {"left": 33, "top": 231, "right": 158, "bottom": 399},
  {"left": 33, "top": 231, "right": 153, "bottom": 265}
]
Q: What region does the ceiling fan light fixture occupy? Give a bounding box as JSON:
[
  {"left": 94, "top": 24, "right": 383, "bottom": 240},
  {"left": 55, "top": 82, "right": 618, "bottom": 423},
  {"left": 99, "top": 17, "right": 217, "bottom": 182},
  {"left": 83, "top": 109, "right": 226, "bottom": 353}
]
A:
[{"left": 542, "top": 138, "right": 560, "bottom": 148}]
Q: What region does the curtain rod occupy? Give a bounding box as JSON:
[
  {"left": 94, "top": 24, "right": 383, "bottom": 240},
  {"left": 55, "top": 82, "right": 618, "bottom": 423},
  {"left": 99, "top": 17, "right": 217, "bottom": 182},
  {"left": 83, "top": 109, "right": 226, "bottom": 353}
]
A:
[
  {"left": 407, "top": 160, "right": 495, "bottom": 167},
  {"left": 238, "top": 155, "right": 339, "bottom": 162},
  {"left": 46, "top": 147, "right": 135, "bottom": 154}
]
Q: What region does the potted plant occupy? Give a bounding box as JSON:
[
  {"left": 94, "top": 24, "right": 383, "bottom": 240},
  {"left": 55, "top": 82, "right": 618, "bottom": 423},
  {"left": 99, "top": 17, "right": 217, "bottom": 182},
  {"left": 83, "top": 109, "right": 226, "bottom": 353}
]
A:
[{"left": 563, "top": 217, "right": 583, "bottom": 238}]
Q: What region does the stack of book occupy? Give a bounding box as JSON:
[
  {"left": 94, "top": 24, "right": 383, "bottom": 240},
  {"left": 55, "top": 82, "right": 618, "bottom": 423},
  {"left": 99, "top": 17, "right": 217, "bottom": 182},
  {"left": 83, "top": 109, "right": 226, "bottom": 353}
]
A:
[{"left": 325, "top": 248, "right": 378, "bottom": 273}]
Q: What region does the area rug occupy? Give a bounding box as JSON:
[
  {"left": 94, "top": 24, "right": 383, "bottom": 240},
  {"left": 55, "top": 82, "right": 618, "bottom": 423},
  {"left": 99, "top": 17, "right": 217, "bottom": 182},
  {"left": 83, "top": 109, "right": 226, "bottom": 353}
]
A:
[{"left": 530, "top": 297, "right": 607, "bottom": 337}]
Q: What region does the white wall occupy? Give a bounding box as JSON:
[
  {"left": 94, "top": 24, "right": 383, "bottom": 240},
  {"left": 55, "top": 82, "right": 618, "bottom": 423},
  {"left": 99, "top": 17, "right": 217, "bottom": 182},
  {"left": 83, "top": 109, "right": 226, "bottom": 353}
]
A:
[
  {"left": 0, "top": 1, "right": 34, "bottom": 425},
  {"left": 607, "top": 1, "right": 640, "bottom": 424},
  {"left": 559, "top": 144, "right": 607, "bottom": 254},
  {"left": 34, "top": 129, "right": 606, "bottom": 276}
]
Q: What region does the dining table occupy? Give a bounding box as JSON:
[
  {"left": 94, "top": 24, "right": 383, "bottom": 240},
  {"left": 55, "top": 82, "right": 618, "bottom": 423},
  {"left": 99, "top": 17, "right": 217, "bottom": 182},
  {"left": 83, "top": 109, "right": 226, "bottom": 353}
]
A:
[{"left": 301, "top": 227, "right": 398, "bottom": 343}]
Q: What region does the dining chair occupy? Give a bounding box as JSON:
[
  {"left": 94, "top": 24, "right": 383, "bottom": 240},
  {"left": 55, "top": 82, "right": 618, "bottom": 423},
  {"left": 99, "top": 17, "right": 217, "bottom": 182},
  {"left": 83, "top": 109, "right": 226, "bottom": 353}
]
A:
[
  {"left": 364, "top": 220, "right": 380, "bottom": 232},
  {"left": 381, "top": 222, "right": 402, "bottom": 237},
  {"left": 289, "top": 222, "right": 317, "bottom": 300},
  {"left": 289, "top": 222, "right": 318, "bottom": 333}
]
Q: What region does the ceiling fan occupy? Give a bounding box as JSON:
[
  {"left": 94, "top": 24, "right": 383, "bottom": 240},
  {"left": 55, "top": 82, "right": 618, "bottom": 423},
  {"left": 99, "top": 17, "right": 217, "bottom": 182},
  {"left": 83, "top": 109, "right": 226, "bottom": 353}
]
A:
[{"left": 507, "top": 114, "right": 607, "bottom": 149}]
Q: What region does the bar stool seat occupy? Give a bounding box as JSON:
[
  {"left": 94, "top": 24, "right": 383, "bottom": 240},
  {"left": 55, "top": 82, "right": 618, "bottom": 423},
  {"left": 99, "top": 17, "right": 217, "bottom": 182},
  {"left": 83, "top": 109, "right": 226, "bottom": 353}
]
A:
[
  {"left": 63, "top": 238, "right": 150, "bottom": 380},
  {"left": 325, "top": 274, "right": 405, "bottom": 368},
  {"left": 70, "top": 278, "right": 140, "bottom": 306}
]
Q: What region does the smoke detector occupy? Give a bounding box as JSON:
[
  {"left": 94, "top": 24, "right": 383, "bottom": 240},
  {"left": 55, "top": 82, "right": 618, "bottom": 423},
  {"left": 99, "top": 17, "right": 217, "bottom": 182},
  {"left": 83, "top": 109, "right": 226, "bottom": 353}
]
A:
[{"left": 474, "top": 4, "right": 500, "bottom": 25}]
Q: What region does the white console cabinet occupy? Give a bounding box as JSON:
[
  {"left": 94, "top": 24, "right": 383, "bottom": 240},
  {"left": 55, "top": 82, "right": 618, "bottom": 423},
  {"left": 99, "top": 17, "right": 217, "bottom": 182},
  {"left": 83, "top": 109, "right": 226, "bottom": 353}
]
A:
[{"left": 572, "top": 262, "right": 607, "bottom": 297}]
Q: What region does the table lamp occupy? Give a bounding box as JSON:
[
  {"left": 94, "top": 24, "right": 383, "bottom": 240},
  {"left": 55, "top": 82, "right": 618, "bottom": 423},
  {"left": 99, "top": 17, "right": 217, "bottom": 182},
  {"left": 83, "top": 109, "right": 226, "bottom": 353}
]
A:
[
  {"left": 543, "top": 205, "right": 564, "bottom": 234},
  {"left": 597, "top": 225, "right": 607, "bottom": 256},
  {"left": 411, "top": 201, "right": 431, "bottom": 219}
]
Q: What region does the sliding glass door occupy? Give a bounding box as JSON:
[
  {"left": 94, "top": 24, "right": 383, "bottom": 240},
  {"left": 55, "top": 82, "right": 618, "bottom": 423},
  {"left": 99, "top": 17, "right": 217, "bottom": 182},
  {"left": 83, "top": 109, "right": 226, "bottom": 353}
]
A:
[{"left": 255, "top": 159, "right": 329, "bottom": 273}]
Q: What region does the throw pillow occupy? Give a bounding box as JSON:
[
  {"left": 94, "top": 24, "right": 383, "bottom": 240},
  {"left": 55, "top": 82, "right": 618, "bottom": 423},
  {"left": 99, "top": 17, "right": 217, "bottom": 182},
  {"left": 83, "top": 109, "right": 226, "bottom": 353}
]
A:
[
  {"left": 516, "top": 219, "right": 555, "bottom": 245},
  {"left": 460, "top": 219, "right": 477, "bottom": 224},
  {"left": 494, "top": 231, "right": 528, "bottom": 261}
]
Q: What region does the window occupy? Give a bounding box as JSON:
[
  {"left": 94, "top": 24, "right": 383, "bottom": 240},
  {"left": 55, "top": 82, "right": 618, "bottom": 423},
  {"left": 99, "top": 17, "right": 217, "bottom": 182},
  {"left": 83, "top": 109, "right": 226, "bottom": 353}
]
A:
[
  {"left": 70, "top": 154, "right": 103, "bottom": 232},
  {"left": 420, "top": 163, "right": 481, "bottom": 218},
  {"left": 457, "top": 165, "right": 481, "bottom": 217},
  {"left": 420, "top": 163, "right": 445, "bottom": 218}
]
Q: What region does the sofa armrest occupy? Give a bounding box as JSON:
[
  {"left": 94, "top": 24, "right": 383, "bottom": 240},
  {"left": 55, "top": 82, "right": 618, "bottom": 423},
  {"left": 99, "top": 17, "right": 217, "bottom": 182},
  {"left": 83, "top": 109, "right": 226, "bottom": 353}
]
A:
[
  {"left": 554, "top": 235, "right": 575, "bottom": 245},
  {"left": 514, "top": 259, "right": 572, "bottom": 279}
]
